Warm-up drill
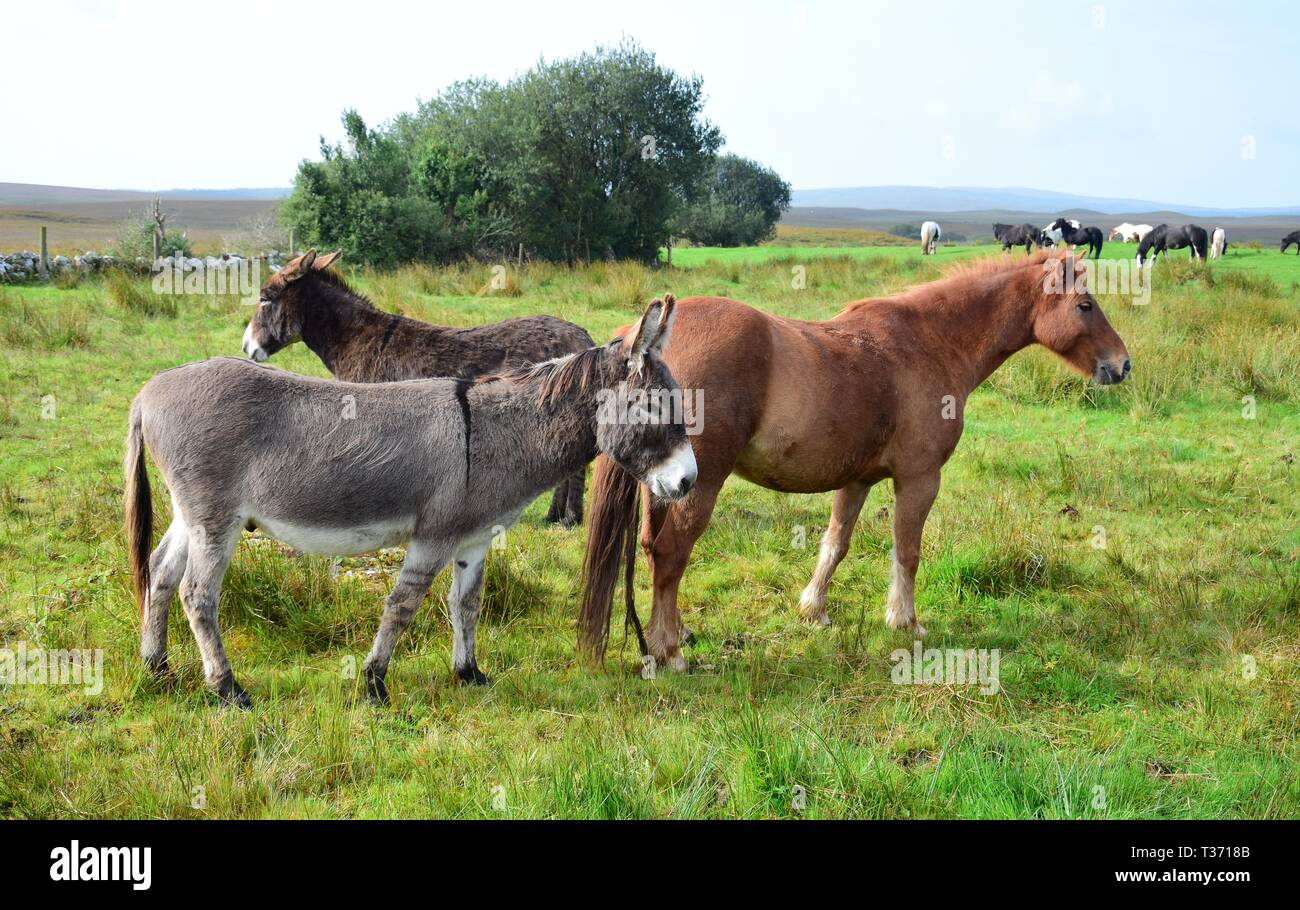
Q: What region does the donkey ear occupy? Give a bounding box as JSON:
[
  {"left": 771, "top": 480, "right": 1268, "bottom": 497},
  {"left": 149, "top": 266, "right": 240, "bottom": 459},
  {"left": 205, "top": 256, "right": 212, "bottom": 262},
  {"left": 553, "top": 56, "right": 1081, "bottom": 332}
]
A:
[
  {"left": 313, "top": 249, "right": 342, "bottom": 271},
  {"left": 648, "top": 293, "right": 677, "bottom": 355},
  {"left": 625, "top": 297, "right": 666, "bottom": 364},
  {"left": 282, "top": 249, "right": 317, "bottom": 282}
]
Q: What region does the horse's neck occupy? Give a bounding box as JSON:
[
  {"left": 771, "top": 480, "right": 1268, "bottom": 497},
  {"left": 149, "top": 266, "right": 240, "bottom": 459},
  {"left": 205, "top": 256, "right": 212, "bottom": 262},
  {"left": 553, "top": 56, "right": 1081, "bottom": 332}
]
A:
[
  {"left": 299, "top": 284, "right": 391, "bottom": 378},
  {"left": 863, "top": 273, "right": 1038, "bottom": 394}
]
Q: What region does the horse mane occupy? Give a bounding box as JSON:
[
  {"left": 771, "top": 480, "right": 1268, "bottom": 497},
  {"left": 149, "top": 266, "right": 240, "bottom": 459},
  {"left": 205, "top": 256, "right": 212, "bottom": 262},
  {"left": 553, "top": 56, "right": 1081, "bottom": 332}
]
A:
[
  {"left": 479, "top": 345, "right": 608, "bottom": 408},
  {"left": 838, "top": 249, "right": 1071, "bottom": 316}
]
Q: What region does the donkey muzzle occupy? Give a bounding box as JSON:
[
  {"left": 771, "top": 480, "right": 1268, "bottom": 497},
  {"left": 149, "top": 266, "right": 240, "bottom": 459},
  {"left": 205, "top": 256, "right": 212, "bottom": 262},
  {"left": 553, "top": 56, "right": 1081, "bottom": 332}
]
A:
[
  {"left": 242, "top": 324, "right": 269, "bottom": 362},
  {"left": 647, "top": 442, "right": 698, "bottom": 501}
]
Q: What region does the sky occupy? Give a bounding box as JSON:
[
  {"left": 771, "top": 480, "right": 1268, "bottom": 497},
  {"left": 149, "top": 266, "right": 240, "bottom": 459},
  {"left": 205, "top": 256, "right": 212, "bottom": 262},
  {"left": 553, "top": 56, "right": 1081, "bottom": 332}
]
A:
[{"left": 3, "top": 0, "right": 1297, "bottom": 207}]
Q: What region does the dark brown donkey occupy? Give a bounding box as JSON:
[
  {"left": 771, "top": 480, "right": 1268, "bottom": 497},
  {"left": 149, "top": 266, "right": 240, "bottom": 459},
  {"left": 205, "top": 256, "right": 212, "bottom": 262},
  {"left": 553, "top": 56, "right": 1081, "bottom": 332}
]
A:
[
  {"left": 580, "top": 251, "right": 1131, "bottom": 670},
  {"left": 242, "top": 250, "right": 594, "bottom": 525}
]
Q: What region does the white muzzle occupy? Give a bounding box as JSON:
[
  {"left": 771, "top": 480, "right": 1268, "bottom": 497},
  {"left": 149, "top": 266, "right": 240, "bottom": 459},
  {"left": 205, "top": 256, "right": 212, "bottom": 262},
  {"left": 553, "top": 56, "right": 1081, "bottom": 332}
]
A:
[
  {"left": 646, "top": 442, "right": 698, "bottom": 501},
  {"left": 242, "top": 323, "right": 269, "bottom": 362}
]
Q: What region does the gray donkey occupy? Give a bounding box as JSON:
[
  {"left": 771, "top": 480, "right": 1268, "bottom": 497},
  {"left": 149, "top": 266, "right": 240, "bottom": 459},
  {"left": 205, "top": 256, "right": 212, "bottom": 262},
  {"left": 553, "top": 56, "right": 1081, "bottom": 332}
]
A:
[{"left": 125, "top": 296, "right": 695, "bottom": 707}]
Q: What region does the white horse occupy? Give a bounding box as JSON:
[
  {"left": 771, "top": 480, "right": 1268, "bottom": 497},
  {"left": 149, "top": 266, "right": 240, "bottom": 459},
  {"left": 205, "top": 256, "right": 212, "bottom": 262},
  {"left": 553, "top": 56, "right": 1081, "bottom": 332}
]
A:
[
  {"left": 1109, "top": 223, "right": 1154, "bottom": 243},
  {"left": 1210, "top": 227, "right": 1227, "bottom": 259},
  {"left": 920, "top": 221, "right": 941, "bottom": 255}
]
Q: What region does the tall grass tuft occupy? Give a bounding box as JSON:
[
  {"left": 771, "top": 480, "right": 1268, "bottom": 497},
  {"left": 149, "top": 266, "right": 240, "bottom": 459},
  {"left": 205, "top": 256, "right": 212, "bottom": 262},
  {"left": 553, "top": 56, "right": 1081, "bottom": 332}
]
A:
[
  {"left": 105, "top": 269, "right": 177, "bottom": 318},
  {"left": 0, "top": 292, "right": 92, "bottom": 350}
]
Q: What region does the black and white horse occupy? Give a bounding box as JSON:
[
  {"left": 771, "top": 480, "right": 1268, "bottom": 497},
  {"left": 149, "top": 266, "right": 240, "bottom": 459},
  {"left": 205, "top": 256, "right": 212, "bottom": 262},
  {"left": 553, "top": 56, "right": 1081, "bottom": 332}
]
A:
[
  {"left": 1137, "top": 224, "right": 1208, "bottom": 265},
  {"left": 1042, "top": 218, "right": 1079, "bottom": 247},
  {"left": 1281, "top": 230, "right": 1300, "bottom": 254},
  {"left": 1048, "top": 218, "right": 1104, "bottom": 259},
  {"left": 993, "top": 222, "right": 1042, "bottom": 255}
]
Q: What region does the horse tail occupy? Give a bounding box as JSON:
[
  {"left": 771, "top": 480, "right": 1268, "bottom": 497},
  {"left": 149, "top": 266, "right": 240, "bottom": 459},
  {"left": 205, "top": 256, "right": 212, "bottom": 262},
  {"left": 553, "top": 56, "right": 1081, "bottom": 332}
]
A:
[
  {"left": 124, "top": 398, "right": 152, "bottom": 614},
  {"left": 578, "top": 454, "right": 643, "bottom": 661}
]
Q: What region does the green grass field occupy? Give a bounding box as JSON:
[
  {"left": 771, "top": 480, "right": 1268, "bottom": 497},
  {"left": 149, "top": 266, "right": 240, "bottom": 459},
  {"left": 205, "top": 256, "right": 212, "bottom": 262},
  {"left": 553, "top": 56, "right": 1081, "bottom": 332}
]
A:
[{"left": 1, "top": 244, "right": 1297, "bottom": 818}]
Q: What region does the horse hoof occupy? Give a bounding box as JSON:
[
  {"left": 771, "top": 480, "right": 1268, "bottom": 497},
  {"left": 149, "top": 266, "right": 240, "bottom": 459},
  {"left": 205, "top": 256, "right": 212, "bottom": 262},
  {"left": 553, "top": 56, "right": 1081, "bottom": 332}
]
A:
[
  {"left": 664, "top": 653, "right": 688, "bottom": 673},
  {"left": 885, "top": 605, "right": 918, "bottom": 633},
  {"left": 457, "top": 663, "right": 492, "bottom": 686},
  {"left": 680, "top": 625, "right": 695, "bottom": 645}
]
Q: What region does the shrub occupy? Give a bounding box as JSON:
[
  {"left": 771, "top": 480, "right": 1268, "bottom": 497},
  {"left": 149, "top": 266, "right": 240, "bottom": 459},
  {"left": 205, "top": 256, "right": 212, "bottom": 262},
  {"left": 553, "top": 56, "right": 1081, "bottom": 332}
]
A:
[{"left": 110, "top": 214, "right": 191, "bottom": 263}]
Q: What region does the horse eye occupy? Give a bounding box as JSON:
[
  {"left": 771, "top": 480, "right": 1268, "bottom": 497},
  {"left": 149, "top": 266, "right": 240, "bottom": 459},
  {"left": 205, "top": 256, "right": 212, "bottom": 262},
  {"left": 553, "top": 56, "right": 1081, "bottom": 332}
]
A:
[{"left": 1076, "top": 301, "right": 1093, "bottom": 312}]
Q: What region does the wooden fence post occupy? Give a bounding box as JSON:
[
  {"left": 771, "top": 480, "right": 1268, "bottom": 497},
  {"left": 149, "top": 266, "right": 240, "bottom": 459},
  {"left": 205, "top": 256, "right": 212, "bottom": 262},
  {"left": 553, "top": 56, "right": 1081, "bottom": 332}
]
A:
[{"left": 40, "top": 226, "right": 49, "bottom": 280}]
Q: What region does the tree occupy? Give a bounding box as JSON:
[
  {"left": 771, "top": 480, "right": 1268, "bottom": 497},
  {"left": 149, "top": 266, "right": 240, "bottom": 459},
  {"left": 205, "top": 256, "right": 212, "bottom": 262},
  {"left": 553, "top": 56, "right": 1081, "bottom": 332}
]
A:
[
  {"left": 674, "top": 154, "right": 791, "bottom": 247},
  {"left": 281, "top": 40, "right": 732, "bottom": 266}
]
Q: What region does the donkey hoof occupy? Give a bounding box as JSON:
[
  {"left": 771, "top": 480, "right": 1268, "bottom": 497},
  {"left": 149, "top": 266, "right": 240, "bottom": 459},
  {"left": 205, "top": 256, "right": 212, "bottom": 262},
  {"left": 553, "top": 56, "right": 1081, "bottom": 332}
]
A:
[
  {"left": 216, "top": 677, "right": 252, "bottom": 710},
  {"left": 143, "top": 654, "right": 171, "bottom": 680},
  {"left": 456, "top": 663, "right": 492, "bottom": 686},
  {"left": 365, "top": 671, "right": 390, "bottom": 706}
]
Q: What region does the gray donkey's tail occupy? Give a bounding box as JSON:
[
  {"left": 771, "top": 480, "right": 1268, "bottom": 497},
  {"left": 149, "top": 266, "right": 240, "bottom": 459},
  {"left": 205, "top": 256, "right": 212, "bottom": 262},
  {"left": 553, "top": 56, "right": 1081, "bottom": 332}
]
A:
[{"left": 124, "top": 400, "right": 152, "bottom": 613}]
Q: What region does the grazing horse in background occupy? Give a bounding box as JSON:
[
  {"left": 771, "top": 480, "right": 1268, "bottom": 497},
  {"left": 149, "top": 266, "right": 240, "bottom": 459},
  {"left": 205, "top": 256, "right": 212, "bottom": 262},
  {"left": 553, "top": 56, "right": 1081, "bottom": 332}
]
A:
[
  {"left": 1210, "top": 228, "right": 1228, "bottom": 259},
  {"left": 1109, "top": 222, "right": 1154, "bottom": 243},
  {"left": 920, "top": 221, "right": 941, "bottom": 255},
  {"left": 1281, "top": 230, "right": 1300, "bottom": 254},
  {"left": 993, "top": 222, "right": 1042, "bottom": 254},
  {"left": 242, "top": 251, "right": 594, "bottom": 526},
  {"left": 1137, "top": 224, "right": 1209, "bottom": 265},
  {"left": 1042, "top": 218, "right": 1080, "bottom": 247},
  {"left": 127, "top": 298, "right": 695, "bottom": 706},
  {"left": 1048, "top": 218, "right": 1104, "bottom": 259},
  {"left": 579, "top": 252, "right": 1131, "bottom": 670}
]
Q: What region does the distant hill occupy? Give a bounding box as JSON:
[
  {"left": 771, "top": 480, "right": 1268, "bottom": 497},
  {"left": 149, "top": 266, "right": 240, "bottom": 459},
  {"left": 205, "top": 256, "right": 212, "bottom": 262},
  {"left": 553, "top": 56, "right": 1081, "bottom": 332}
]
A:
[
  {"left": 0, "top": 182, "right": 290, "bottom": 206},
  {"left": 0, "top": 183, "right": 286, "bottom": 254},
  {"left": 790, "top": 186, "right": 1300, "bottom": 219}
]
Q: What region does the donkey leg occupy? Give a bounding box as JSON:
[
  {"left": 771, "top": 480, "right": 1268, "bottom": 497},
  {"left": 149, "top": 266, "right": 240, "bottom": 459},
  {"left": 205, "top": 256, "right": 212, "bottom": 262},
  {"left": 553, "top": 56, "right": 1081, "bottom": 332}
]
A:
[
  {"left": 362, "top": 540, "right": 448, "bottom": 705},
  {"left": 177, "top": 526, "right": 245, "bottom": 707},
  {"left": 545, "top": 479, "right": 566, "bottom": 524},
  {"left": 642, "top": 480, "right": 722, "bottom": 672},
  {"left": 140, "top": 514, "right": 189, "bottom": 677},
  {"left": 448, "top": 541, "right": 490, "bottom": 685},
  {"left": 798, "top": 480, "right": 873, "bottom": 626},
  {"left": 885, "top": 471, "right": 941, "bottom": 637},
  {"left": 563, "top": 469, "right": 585, "bottom": 527}
]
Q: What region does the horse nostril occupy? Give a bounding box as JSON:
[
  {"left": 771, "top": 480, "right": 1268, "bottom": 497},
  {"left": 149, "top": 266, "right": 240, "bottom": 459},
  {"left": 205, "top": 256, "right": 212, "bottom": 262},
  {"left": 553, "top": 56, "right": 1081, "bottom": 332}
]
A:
[{"left": 1122, "top": 359, "right": 1131, "bottom": 375}]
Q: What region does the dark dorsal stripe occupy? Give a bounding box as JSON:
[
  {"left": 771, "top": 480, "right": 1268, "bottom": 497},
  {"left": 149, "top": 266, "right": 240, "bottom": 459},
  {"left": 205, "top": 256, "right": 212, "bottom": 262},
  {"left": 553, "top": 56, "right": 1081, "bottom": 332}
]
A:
[
  {"left": 378, "top": 315, "right": 400, "bottom": 354},
  {"left": 453, "top": 379, "right": 472, "bottom": 486}
]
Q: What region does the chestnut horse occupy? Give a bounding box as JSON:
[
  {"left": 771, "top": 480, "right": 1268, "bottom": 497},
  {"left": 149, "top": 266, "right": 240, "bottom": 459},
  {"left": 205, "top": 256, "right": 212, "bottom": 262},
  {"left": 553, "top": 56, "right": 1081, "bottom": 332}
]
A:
[{"left": 580, "top": 251, "right": 1131, "bottom": 670}]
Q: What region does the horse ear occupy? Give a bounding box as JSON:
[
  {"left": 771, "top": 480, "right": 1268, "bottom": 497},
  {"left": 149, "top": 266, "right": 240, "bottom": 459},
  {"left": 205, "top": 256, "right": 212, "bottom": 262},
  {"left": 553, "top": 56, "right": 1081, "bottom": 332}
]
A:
[{"left": 313, "top": 249, "right": 342, "bottom": 271}]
